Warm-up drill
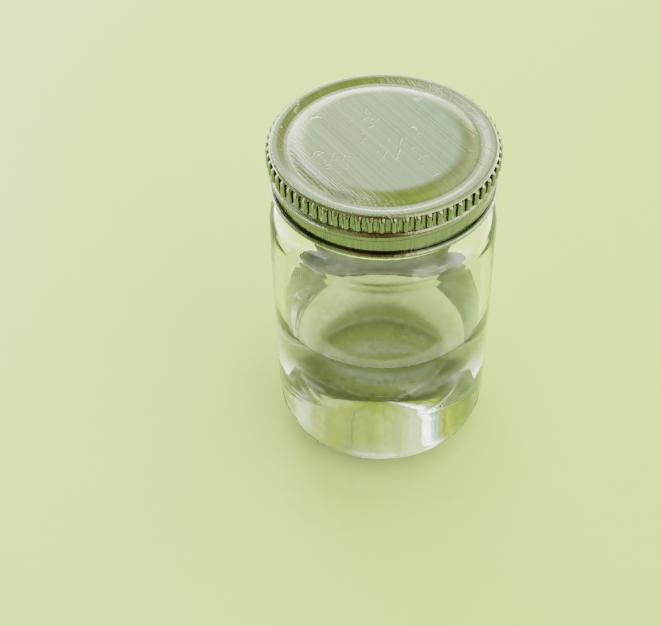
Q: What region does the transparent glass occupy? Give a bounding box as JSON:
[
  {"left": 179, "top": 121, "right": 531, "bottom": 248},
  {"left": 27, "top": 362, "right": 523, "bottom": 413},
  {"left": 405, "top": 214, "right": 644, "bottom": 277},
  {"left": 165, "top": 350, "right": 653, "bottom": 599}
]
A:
[{"left": 271, "top": 203, "right": 496, "bottom": 459}]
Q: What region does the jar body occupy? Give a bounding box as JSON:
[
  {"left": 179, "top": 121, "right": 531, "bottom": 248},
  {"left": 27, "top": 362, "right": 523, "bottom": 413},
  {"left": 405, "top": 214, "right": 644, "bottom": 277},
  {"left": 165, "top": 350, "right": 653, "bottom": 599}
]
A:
[{"left": 271, "top": 201, "right": 496, "bottom": 459}]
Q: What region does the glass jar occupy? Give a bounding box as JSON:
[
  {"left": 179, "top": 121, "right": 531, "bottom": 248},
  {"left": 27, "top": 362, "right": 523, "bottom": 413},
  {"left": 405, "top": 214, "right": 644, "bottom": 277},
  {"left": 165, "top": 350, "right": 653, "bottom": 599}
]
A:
[{"left": 267, "top": 76, "right": 502, "bottom": 459}]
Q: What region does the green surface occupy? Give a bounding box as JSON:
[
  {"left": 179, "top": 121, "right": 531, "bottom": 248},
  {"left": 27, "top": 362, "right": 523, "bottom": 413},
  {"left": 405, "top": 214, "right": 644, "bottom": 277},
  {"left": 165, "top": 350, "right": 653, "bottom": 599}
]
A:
[{"left": 1, "top": 1, "right": 660, "bottom": 624}]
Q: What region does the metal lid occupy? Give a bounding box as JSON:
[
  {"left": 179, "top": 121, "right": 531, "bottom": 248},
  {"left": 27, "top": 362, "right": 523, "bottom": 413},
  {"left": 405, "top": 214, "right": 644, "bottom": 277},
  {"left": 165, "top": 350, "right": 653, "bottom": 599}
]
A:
[{"left": 266, "top": 76, "right": 501, "bottom": 252}]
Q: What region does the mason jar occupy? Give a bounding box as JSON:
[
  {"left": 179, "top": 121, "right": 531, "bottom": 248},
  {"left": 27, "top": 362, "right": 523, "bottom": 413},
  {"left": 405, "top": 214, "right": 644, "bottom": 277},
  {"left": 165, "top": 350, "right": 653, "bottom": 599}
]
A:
[{"left": 267, "top": 76, "right": 502, "bottom": 459}]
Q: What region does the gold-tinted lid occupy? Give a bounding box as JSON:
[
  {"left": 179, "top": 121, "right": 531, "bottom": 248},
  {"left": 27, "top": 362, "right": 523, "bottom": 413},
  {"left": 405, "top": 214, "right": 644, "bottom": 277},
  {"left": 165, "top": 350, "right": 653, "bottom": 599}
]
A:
[{"left": 266, "top": 76, "right": 501, "bottom": 252}]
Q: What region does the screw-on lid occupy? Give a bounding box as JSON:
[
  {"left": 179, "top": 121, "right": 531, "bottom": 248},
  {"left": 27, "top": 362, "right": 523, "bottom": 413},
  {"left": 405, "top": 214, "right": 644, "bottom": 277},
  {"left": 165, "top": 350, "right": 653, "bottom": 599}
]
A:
[{"left": 266, "top": 76, "right": 501, "bottom": 252}]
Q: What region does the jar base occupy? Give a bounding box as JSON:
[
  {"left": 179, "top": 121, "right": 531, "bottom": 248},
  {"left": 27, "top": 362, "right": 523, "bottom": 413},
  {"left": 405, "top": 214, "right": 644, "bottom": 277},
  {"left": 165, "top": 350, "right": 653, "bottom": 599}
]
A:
[{"left": 282, "top": 380, "right": 480, "bottom": 460}]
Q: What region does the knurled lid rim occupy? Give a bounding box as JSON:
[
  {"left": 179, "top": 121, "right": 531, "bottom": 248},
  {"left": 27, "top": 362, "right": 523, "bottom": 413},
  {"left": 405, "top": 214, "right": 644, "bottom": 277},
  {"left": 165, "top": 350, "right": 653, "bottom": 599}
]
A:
[{"left": 266, "top": 141, "right": 501, "bottom": 236}]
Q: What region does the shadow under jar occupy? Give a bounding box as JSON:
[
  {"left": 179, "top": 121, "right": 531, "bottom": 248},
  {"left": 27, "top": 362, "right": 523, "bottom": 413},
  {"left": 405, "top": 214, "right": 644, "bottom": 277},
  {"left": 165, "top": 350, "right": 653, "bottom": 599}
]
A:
[{"left": 267, "top": 76, "right": 502, "bottom": 459}]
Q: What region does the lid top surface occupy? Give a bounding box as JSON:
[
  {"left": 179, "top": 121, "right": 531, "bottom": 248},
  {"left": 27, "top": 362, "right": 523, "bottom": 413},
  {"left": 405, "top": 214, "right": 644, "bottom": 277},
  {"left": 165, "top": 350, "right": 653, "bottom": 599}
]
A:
[{"left": 268, "top": 76, "right": 499, "bottom": 217}]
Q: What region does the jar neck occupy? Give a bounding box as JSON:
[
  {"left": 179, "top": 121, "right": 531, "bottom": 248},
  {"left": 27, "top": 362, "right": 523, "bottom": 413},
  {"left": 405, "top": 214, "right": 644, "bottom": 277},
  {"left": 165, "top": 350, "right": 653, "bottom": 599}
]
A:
[{"left": 272, "top": 201, "right": 495, "bottom": 280}]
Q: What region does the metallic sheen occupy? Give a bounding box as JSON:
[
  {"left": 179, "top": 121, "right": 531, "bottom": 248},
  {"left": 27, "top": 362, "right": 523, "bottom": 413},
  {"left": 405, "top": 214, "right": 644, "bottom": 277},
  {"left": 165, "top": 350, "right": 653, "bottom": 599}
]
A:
[{"left": 267, "top": 76, "right": 501, "bottom": 252}]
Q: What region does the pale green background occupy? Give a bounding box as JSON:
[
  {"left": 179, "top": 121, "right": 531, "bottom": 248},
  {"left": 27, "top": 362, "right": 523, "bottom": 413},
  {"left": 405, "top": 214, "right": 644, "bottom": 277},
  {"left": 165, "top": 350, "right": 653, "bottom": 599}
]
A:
[{"left": 1, "top": 1, "right": 660, "bottom": 624}]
